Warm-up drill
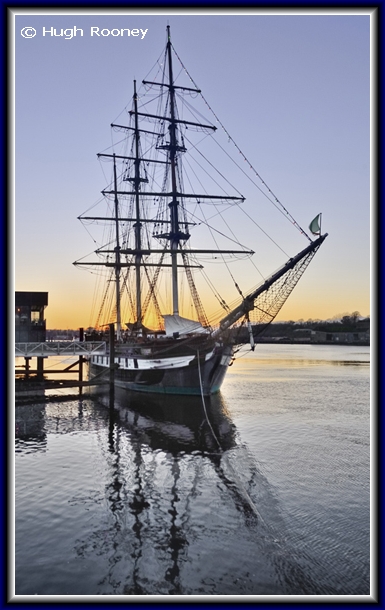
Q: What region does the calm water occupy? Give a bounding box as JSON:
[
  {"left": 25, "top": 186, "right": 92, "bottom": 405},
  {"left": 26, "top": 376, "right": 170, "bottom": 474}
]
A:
[{"left": 14, "top": 344, "right": 371, "bottom": 598}]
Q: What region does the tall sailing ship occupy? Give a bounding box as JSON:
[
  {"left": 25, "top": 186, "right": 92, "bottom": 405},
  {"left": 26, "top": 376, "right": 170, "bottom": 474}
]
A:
[{"left": 74, "top": 27, "right": 327, "bottom": 396}]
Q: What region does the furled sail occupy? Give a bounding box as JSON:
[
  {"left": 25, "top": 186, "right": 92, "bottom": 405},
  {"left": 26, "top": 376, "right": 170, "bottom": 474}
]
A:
[{"left": 163, "top": 315, "right": 209, "bottom": 337}]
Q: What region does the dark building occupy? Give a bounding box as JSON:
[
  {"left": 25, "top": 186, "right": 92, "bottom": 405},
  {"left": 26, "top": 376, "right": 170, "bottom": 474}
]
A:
[{"left": 15, "top": 292, "right": 48, "bottom": 342}]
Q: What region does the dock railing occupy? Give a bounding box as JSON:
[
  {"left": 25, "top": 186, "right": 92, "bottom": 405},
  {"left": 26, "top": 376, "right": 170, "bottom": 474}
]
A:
[{"left": 15, "top": 341, "right": 106, "bottom": 358}]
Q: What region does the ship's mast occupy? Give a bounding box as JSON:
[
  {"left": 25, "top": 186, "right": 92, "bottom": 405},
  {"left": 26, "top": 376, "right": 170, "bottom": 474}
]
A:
[
  {"left": 133, "top": 80, "right": 142, "bottom": 327},
  {"left": 74, "top": 27, "right": 253, "bottom": 330},
  {"left": 166, "top": 25, "right": 181, "bottom": 316},
  {"left": 113, "top": 154, "right": 122, "bottom": 341}
]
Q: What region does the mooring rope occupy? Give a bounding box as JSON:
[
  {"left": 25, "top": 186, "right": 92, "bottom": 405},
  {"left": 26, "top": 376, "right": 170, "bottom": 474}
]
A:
[
  {"left": 196, "top": 349, "right": 266, "bottom": 524},
  {"left": 196, "top": 349, "right": 221, "bottom": 448}
]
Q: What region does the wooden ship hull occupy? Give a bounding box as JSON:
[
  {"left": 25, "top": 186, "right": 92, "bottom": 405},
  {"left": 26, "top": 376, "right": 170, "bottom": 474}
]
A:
[{"left": 89, "top": 338, "right": 233, "bottom": 396}]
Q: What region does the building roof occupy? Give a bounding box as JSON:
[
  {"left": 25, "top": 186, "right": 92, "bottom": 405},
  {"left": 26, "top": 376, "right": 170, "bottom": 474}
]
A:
[{"left": 15, "top": 292, "right": 48, "bottom": 307}]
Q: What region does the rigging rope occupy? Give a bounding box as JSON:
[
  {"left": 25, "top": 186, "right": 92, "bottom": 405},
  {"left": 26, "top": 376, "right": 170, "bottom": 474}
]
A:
[
  {"left": 95, "top": 272, "right": 114, "bottom": 329},
  {"left": 192, "top": 201, "right": 248, "bottom": 301},
  {"left": 181, "top": 149, "right": 290, "bottom": 258},
  {"left": 181, "top": 252, "right": 210, "bottom": 328},
  {"left": 143, "top": 263, "right": 164, "bottom": 329},
  {"left": 196, "top": 348, "right": 266, "bottom": 522},
  {"left": 183, "top": 132, "right": 244, "bottom": 199},
  {"left": 200, "top": 269, "right": 230, "bottom": 313},
  {"left": 171, "top": 43, "right": 312, "bottom": 243}
]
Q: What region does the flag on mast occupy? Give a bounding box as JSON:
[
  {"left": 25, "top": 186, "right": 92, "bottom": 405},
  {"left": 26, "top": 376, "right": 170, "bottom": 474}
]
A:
[{"left": 309, "top": 213, "right": 322, "bottom": 236}]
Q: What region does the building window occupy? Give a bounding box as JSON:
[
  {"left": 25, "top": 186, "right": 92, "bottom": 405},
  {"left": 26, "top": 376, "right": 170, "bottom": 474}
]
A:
[{"left": 31, "top": 311, "right": 40, "bottom": 325}]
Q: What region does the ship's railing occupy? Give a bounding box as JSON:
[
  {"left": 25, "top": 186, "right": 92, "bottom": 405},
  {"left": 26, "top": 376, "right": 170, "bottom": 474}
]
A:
[{"left": 15, "top": 341, "right": 107, "bottom": 357}]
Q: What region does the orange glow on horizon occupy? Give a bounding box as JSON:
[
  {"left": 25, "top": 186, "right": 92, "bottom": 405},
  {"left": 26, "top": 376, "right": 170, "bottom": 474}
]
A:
[
  {"left": 18, "top": 256, "right": 369, "bottom": 330},
  {"left": 44, "top": 290, "right": 370, "bottom": 330}
]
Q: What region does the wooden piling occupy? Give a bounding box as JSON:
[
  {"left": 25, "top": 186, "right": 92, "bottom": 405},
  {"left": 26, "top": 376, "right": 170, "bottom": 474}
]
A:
[
  {"left": 25, "top": 357, "right": 31, "bottom": 379},
  {"left": 109, "top": 323, "right": 115, "bottom": 385},
  {"left": 109, "top": 323, "right": 115, "bottom": 407},
  {"left": 37, "top": 357, "right": 44, "bottom": 381},
  {"left": 79, "top": 327, "right": 84, "bottom": 394}
]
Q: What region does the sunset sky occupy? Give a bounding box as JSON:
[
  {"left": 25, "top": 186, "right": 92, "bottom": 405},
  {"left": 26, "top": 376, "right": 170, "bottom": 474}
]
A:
[{"left": 13, "top": 9, "right": 371, "bottom": 329}]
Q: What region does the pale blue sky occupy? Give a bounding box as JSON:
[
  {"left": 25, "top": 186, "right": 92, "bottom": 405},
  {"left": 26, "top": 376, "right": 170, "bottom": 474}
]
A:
[{"left": 14, "top": 10, "right": 371, "bottom": 328}]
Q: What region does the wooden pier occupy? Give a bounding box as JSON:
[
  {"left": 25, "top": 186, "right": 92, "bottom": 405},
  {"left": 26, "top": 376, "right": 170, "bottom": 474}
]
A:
[
  {"left": 14, "top": 292, "right": 117, "bottom": 401},
  {"left": 15, "top": 326, "right": 115, "bottom": 396},
  {"left": 15, "top": 342, "right": 106, "bottom": 382}
]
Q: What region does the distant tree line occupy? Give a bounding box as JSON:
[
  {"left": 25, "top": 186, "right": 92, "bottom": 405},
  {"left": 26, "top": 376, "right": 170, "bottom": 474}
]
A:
[
  {"left": 307, "top": 312, "right": 369, "bottom": 333},
  {"left": 46, "top": 312, "right": 369, "bottom": 340},
  {"left": 250, "top": 311, "right": 370, "bottom": 338}
]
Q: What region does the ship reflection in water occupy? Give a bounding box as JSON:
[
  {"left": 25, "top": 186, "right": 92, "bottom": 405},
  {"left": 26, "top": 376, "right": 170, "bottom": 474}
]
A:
[
  {"left": 15, "top": 390, "right": 297, "bottom": 596},
  {"left": 105, "top": 387, "right": 236, "bottom": 455},
  {"left": 101, "top": 390, "right": 238, "bottom": 595},
  {"left": 15, "top": 347, "right": 370, "bottom": 597}
]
